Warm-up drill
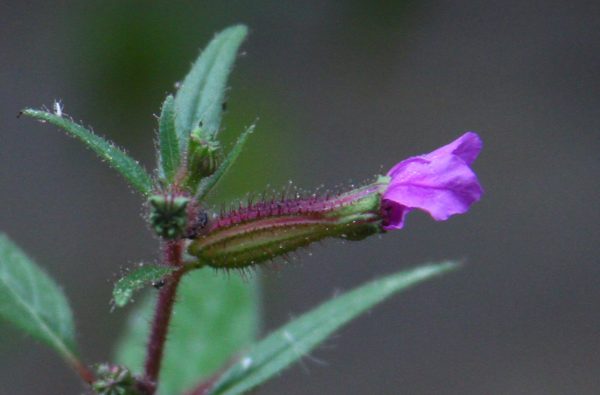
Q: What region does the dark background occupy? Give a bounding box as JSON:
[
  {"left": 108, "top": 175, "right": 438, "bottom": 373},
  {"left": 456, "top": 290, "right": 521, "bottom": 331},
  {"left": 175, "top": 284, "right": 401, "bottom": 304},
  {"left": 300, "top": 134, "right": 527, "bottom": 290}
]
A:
[{"left": 1, "top": 1, "right": 599, "bottom": 394}]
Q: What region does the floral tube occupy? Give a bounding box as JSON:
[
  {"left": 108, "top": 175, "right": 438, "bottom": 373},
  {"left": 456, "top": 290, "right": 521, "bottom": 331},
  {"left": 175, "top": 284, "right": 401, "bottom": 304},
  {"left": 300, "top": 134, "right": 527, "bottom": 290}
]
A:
[{"left": 188, "top": 182, "right": 386, "bottom": 268}]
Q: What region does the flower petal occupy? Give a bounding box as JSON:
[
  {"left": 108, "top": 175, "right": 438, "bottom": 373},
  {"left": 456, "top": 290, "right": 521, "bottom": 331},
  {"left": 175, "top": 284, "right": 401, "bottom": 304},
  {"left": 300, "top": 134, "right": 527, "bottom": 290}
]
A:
[
  {"left": 382, "top": 132, "right": 483, "bottom": 229},
  {"left": 424, "top": 131, "right": 482, "bottom": 165},
  {"left": 381, "top": 198, "right": 411, "bottom": 230}
]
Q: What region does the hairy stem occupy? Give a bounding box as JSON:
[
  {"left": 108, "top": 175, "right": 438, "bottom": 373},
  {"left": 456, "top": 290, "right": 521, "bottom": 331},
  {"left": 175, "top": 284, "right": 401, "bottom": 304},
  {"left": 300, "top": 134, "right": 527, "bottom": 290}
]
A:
[{"left": 141, "top": 240, "right": 184, "bottom": 394}]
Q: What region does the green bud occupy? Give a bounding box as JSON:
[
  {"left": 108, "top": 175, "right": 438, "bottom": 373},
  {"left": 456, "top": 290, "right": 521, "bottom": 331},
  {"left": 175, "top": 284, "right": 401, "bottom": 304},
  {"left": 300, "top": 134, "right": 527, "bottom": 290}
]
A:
[
  {"left": 148, "top": 194, "right": 190, "bottom": 239},
  {"left": 184, "top": 126, "right": 222, "bottom": 191},
  {"left": 92, "top": 364, "right": 139, "bottom": 395}
]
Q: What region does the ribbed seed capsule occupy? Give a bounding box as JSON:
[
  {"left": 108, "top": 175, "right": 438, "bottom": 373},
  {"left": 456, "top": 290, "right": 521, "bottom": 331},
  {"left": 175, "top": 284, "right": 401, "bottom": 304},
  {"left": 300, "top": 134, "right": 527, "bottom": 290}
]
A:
[{"left": 188, "top": 181, "right": 388, "bottom": 269}]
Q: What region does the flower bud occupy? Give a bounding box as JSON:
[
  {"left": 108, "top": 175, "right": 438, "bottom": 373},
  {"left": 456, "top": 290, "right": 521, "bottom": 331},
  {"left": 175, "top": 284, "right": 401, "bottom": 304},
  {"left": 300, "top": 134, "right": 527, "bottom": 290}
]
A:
[
  {"left": 187, "top": 180, "right": 388, "bottom": 269},
  {"left": 185, "top": 126, "right": 222, "bottom": 191},
  {"left": 92, "top": 363, "right": 138, "bottom": 395},
  {"left": 148, "top": 194, "right": 190, "bottom": 239}
]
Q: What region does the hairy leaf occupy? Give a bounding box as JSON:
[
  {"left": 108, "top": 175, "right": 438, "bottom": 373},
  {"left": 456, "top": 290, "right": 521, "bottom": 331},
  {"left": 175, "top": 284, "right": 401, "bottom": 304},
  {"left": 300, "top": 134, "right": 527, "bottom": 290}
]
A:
[
  {"left": 174, "top": 25, "right": 248, "bottom": 148},
  {"left": 114, "top": 269, "right": 259, "bottom": 395},
  {"left": 158, "top": 95, "right": 181, "bottom": 183},
  {"left": 22, "top": 109, "right": 154, "bottom": 195},
  {"left": 112, "top": 265, "right": 175, "bottom": 308},
  {"left": 196, "top": 124, "right": 254, "bottom": 200},
  {"left": 208, "top": 261, "right": 460, "bottom": 395},
  {"left": 0, "top": 234, "right": 78, "bottom": 363}
]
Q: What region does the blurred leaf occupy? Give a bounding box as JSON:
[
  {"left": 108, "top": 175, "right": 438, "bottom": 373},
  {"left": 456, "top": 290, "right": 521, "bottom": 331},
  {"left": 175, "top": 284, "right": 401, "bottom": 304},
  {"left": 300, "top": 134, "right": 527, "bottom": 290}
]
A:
[
  {"left": 158, "top": 95, "right": 181, "bottom": 183},
  {"left": 174, "top": 25, "right": 248, "bottom": 149},
  {"left": 196, "top": 124, "right": 254, "bottom": 200},
  {"left": 113, "top": 265, "right": 175, "bottom": 308},
  {"left": 208, "top": 261, "right": 460, "bottom": 395},
  {"left": 114, "top": 269, "right": 259, "bottom": 395},
  {"left": 22, "top": 109, "right": 154, "bottom": 195},
  {"left": 0, "top": 234, "right": 78, "bottom": 362}
]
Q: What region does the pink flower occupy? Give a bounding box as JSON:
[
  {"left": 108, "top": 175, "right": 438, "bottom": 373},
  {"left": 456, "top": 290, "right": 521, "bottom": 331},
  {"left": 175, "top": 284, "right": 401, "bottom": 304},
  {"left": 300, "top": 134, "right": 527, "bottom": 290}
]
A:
[{"left": 381, "top": 132, "right": 483, "bottom": 230}]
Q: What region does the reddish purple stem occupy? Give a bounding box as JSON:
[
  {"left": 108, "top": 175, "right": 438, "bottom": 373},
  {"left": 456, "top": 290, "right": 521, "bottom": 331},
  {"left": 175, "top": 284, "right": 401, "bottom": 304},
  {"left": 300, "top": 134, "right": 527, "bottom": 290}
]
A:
[
  {"left": 141, "top": 240, "right": 184, "bottom": 394},
  {"left": 72, "top": 359, "right": 95, "bottom": 385}
]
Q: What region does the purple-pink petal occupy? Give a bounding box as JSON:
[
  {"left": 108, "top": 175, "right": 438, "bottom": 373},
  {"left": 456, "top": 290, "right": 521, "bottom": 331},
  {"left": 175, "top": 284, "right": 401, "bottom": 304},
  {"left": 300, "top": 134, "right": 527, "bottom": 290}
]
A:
[{"left": 382, "top": 132, "right": 483, "bottom": 230}]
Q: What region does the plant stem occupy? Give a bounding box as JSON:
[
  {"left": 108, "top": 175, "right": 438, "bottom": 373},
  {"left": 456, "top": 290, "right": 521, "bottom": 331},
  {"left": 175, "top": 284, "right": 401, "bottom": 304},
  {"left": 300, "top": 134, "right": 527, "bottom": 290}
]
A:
[
  {"left": 141, "top": 240, "right": 184, "bottom": 394},
  {"left": 70, "top": 358, "right": 95, "bottom": 384},
  {"left": 184, "top": 366, "right": 226, "bottom": 395},
  {"left": 184, "top": 379, "right": 215, "bottom": 395}
]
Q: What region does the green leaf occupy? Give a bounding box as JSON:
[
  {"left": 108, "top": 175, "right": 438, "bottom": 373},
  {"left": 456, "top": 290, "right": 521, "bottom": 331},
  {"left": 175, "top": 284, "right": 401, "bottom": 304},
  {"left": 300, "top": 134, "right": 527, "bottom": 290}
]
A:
[
  {"left": 112, "top": 265, "right": 175, "bottom": 308},
  {"left": 174, "top": 25, "right": 248, "bottom": 148},
  {"left": 208, "top": 261, "right": 460, "bottom": 395},
  {"left": 158, "top": 95, "right": 182, "bottom": 183},
  {"left": 114, "top": 269, "right": 259, "bottom": 395},
  {"left": 196, "top": 124, "right": 254, "bottom": 200},
  {"left": 22, "top": 109, "right": 154, "bottom": 195},
  {"left": 0, "top": 234, "right": 78, "bottom": 363}
]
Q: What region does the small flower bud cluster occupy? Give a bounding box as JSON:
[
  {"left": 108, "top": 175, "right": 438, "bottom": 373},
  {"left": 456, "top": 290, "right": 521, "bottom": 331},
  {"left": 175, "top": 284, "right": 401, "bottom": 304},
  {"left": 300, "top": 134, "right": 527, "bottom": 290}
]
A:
[
  {"left": 149, "top": 123, "right": 225, "bottom": 241},
  {"left": 92, "top": 364, "right": 140, "bottom": 395},
  {"left": 148, "top": 195, "right": 190, "bottom": 239}
]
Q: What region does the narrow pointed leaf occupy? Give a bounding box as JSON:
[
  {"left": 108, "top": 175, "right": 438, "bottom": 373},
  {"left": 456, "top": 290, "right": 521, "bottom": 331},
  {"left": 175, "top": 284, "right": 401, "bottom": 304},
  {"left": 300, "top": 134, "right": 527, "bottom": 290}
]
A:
[
  {"left": 158, "top": 95, "right": 181, "bottom": 182},
  {"left": 196, "top": 124, "right": 254, "bottom": 200},
  {"left": 174, "top": 25, "right": 248, "bottom": 148},
  {"left": 114, "top": 270, "right": 259, "bottom": 395},
  {"left": 208, "top": 261, "right": 460, "bottom": 395},
  {"left": 22, "top": 109, "right": 154, "bottom": 195},
  {"left": 0, "top": 234, "right": 78, "bottom": 363},
  {"left": 112, "top": 265, "right": 175, "bottom": 308}
]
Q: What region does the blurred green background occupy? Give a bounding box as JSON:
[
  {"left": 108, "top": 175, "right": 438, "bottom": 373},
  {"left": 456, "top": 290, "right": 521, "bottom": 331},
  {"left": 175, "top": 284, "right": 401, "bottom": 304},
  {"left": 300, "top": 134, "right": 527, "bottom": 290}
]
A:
[{"left": 2, "top": 1, "right": 600, "bottom": 394}]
